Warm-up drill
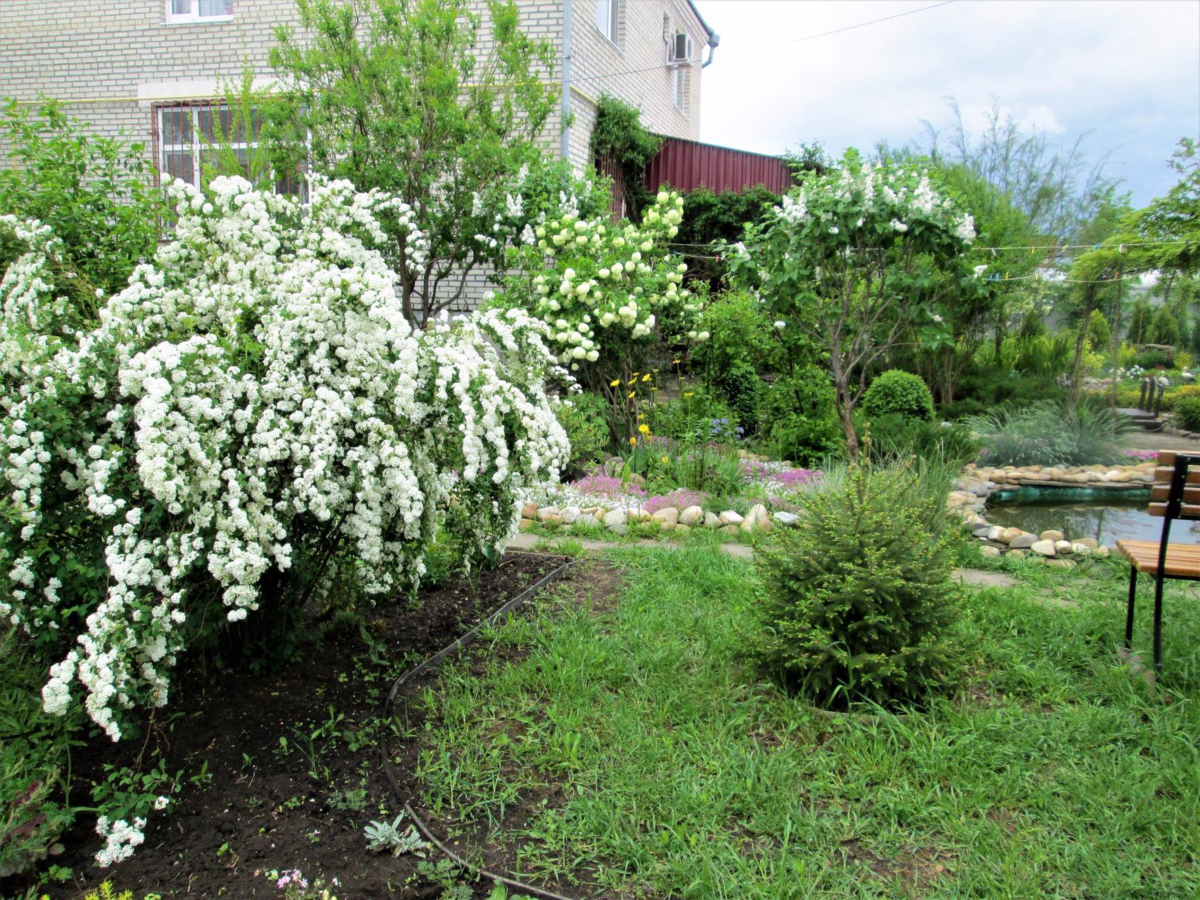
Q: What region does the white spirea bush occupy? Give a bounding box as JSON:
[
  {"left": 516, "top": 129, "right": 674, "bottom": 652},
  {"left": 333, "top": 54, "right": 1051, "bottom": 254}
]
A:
[
  {"left": 0, "top": 176, "right": 567, "bottom": 740},
  {"left": 498, "top": 190, "right": 704, "bottom": 379}
]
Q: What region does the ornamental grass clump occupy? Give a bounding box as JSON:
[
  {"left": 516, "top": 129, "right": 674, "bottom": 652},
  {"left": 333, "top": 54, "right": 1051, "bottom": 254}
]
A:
[
  {"left": 752, "top": 459, "right": 962, "bottom": 707},
  {"left": 0, "top": 175, "right": 568, "bottom": 742}
]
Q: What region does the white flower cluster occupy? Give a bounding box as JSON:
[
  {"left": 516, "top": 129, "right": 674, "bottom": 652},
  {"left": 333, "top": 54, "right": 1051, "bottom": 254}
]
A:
[
  {"left": 95, "top": 815, "right": 146, "bottom": 867},
  {"left": 2, "top": 175, "right": 566, "bottom": 740},
  {"left": 771, "top": 162, "right": 976, "bottom": 245},
  {"left": 500, "top": 190, "right": 703, "bottom": 371}
]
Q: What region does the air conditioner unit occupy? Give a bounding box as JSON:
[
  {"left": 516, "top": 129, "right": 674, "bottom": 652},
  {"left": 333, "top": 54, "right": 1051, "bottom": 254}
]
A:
[{"left": 670, "top": 32, "right": 693, "bottom": 64}]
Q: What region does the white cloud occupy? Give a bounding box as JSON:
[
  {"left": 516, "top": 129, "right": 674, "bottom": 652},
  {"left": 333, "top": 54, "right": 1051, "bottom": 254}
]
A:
[{"left": 690, "top": 0, "right": 1200, "bottom": 205}]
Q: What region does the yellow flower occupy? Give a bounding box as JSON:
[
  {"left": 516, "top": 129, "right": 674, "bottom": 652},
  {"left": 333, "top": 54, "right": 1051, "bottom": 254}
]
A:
[
  {"left": 627, "top": 391, "right": 636, "bottom": 399},
  {"left": 638, "top": 423, "right": 650, "bottom": 436},
  {"left": 609, "top": 378, "right": 620, "bottom": 387},
  {"left": 627, "top": 377, "right": 637, "bottom": 386},
  {"left": 642, "top": 374, "right": 651, "bottom": 382},
  {"left": 684, "top": 392, "right": 694, "bottom": 398},
  {"left": 672, "top": 358, "right": 681, "bottom": 364},
  {"left": 661, "top": 455, "right": 669, "bottom": 464},
  {"left": 629, "top": 436, "right": 638, "bottom": 446}
]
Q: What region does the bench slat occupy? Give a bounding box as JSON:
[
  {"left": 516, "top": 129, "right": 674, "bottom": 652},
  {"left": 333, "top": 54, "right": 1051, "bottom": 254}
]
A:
[
  {"left": 1118, "top": 539, "right": 1200, "bottom": 576},
  {"left": 1151, "top": 485, "right": 1200, "bottom": 502},
  {"left": 1154, "top": 467, "right": 1200, "bottom": 484},
  {"left": 1148, "top": 503, "right": 1200, "bottom": 518}
]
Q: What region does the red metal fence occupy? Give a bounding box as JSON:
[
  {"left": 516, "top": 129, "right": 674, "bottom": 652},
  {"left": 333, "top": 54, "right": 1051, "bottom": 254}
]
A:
[{"left": 642, "top": 136, "right": 793, "bottom": 195}]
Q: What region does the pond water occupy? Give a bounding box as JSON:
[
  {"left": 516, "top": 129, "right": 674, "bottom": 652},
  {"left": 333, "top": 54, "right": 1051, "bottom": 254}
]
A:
[{"left": 985, "top": 489, "right": 1200, "bottom": 547}]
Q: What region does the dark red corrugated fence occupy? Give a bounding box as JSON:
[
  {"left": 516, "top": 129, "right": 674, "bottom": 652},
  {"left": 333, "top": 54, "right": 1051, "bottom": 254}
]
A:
[{"left": 643, "top": 136, "right": 793, "bottom": 195}]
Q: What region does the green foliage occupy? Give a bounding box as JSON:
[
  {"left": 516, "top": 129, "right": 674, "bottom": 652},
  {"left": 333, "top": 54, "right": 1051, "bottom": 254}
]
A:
[
  {"left": 590, "top": 94, "right": 661, "bottom": 218},
  {"left": 752, "top": 460, "right": 962, "bottom": 706},
  {"left": 654, "top": 383, "right": 736, "bottom": 441},
  {"left": 1174, "top": 396, "right": 1200, "bottom": 431},
  {"left": 965, "top": 400, "right": 1133, "bottom": 466},
  {"left": 0, "top": 630, "right": 74, "bottom": 880},
  {"left": 760, "top": 367, "right": 844, "bottom": 465},
  {"left": 692, "top": 290, "right": 778, "bottom": 375},
  {"left": 1132, "top": 347, "right": 1174, "bottom": 369},
  {"left": 711, "top": 363, "right": 765, "bottom": 437},
  {"left": 672, "top": 187, "right": 780, "bottom": 287},
  {"left": 267, "top": 0, "right": 559, "bottom": 326},
  {"left": 1013, "top": 332, "right": 1074, "bottom": 377},
  {"left": 865, "top": 413, "right": 982, "bottom": 468},
  {"left": 860, "top": 370, "right": 935, "bottom": 421},
  {"left": 1148, "top": 307, "right": 1182, "bottom": 346},
  {"left": 1086, "top": 309, "right": 1112, "bottom": 349},
  {"left": 0, "top": 98, "right": 162, "bottom": 298},
  {"left": 1128, "top": 298, "right": 1153, "bottom": 344},
  {"left": 555, "top": 392, "right": 610, "bottom": 477}
]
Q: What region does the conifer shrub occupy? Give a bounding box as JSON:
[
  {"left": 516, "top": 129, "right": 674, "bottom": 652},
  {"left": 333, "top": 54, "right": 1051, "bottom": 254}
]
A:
[
  {"left": 860, "top": 370, "right": 935, "bottom": 421},
  {"left": 751, "top": 460, "right": 962, "bottom": 707}
]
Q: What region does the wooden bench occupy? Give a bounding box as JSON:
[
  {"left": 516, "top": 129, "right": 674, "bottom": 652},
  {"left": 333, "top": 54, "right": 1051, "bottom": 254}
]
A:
[{"left": 1116, "top": 450, "right": 1200, "bottom": 672}]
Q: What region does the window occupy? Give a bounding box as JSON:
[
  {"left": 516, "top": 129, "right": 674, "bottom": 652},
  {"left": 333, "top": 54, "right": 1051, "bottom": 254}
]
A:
[
  {"left": 166, "top": 0, "right": 233, "bottom": 24},
  {"left": 595, "top": 0, "right": 619, "bottom": 46},
  {"left": 154, "top": 101, "right": 305, "bottom": 198},
  {"left": 673, "top": 68, "right": 689, "bottom": 113}
]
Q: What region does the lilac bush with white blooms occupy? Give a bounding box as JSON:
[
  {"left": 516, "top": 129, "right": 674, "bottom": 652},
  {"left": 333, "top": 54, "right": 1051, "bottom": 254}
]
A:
[{"left": 0, "top": 175, "right": 567, "bottom": 742}]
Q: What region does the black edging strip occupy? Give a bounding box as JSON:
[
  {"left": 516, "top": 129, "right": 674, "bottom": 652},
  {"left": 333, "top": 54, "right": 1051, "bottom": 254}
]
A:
[{"left": 379, "top": 555, "right": 581, "bottom": 900}]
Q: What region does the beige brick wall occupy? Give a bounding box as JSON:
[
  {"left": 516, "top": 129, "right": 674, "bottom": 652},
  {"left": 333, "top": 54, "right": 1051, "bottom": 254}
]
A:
[{"left": 0, "top": 0, "right": 710, "bottom": 306}]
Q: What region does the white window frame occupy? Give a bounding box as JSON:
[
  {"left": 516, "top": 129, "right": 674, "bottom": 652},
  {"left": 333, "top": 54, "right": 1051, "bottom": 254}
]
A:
[
  {"left": 165, "top": 0, "right": 234, "bottom": 26},
  {"left": 595, "top": 0, "right": 620, "bottom": 47},
  {"left": 673, "top": 67, "right": 689, "bottom": 113}
]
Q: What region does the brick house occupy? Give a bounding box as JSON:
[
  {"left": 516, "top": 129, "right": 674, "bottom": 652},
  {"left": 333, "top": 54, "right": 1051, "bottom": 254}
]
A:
[{"left": 0, "top": 0, "right": 717, "bottom": 180}]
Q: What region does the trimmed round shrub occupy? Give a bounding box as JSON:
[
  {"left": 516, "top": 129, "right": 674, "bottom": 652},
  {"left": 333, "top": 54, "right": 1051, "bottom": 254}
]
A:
[
  {"left": 861, "top": 370, "right": 935, "bottom": 421},
  {"left": 1175, "top": 396, "right": 1200, "bottom": 431},
  {"left": 752, "top": 460, "right": 962, "bottom": 707}
]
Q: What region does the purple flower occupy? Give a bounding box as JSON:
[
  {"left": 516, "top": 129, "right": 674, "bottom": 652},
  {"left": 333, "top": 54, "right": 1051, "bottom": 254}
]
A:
[
  {"left": 569, "top": 467, "right": 647, "bottom": 501},
  {"left": 644, "top": 489, "right": 707, "bottom": 514},
  {"left": 771, "top": 468, "right": 821, "bottom": 488}
]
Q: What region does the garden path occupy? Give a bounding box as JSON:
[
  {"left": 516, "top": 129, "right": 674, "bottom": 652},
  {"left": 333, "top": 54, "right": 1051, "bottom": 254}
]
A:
[
  {"left": 1124, "top": 431, "right": 1200, "bottom": 452},
  {"left": 508, "top": 533, "right": 1013, "bottom": 585}
]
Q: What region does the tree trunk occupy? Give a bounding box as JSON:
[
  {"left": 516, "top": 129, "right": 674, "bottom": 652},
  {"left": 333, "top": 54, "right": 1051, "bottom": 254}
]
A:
[
  {"left": 834, "top": 378, "right": 859, "bottom": 460},
  {"left": 1069, "top": 284, "right": 1096, "bottom": 403}
]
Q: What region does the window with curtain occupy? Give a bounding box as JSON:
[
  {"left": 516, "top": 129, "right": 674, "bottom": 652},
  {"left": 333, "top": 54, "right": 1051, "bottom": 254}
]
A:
[
  {"left": 595, "top": 0, "right": 620, "bottom": 46},
  {"left": 167, "top": 1, "right": 233, "bottom": 24}
]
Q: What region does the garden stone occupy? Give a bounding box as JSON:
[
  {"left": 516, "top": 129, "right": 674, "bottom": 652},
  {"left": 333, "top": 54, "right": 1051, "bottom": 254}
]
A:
[
  {"left": 521, "top": 501, "right": 538, "bottom": 519},
  {"left": 774, "top": 511, "right": 800, "bottom": 527},
  {"left": 980, "top": 546, "right": 1001, "bottom": 558},
  {"left": 1031, "top": 539, "right": 1057, "bottom": 557},
  {"left": 1055, "top": 540, "right": 1073, "bottom": 555},
  {"left": 1002, "top": 527, "right": 1026, "bottom": 543},
  {"left": 1046, "top": 559, "right": 1076, "bottom": 569},
  {"left": 719, "top": 524, "right": 740, "bottom": 537},
  {"left": 674, "top": 524, "right": 690, "bottom": 535},
  {"left": 1095, "top": 547, "right": 1110, "bottom": 558},
  {"left": 660, "top": 522, "right": 676, "bottom": 532},
  {"left": 986, "top": 526, "right": 1006, "bottom": 541},
  {"left": 1040, "top": 530, "right": 1065, "bottom": 543},
  {"left": 573, "top": 517, "right": 600, "bottom": 533},
  {"left": 603, "top": 509, "right": 627, "bottom": 531},
  {"left": 742, "top": 504, "right": 770, "bottom": 533},
  {"left": 560, "top": 506, "right": 580, "bottom": 525},
  {"left": 518, "top": 518, "right": 534, "bottom": 532},
  {"left": 973, "top": 525, "right": 992, "bottom": 538},
  {"left": 704, "top": 512, "right": 721, "bottom": 528},
  {"left": 1008, "top": 533, "right": 1037, "bottom": 549},
  {"left": 537, "top": 506, "right": 559, "bottom": 522},
  {"left": 1076, "top": 537, "right": 1099, "bottom": 550},
  {"left": 720, "top": 510, "right": 744, "bottom": 526},
  {"left": 609, "top": 524, "right": 627, "bottom": 536},
  {"left": 1071, "top": 543, "right": 1091, "bottom": 557},
  {"left": 1008, "top": 549, "right": 1027, "bottom": 559},
  {"left": 542, "top": 514, "right": 563, "bottom": 527},
  {"left": 652, "top": 507, "right": 679, "bottom": 527},
  {"left": 679, "top": 505, "right": 704, "bottom": 527}
]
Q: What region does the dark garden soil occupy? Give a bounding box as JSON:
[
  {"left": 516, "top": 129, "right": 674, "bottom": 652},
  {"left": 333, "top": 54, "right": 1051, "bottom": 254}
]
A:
[{"left": 40, "top": 552, "right": 578, "bottom": 900}]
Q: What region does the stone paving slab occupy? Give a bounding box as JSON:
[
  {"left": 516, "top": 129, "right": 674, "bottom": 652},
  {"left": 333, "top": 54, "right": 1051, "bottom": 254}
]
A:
[
  {"left": 507, "top": 532, "right": 754, "bottom": 559},
  {"left": 950, "top": 568, "right": 1018, "bottom": 588}
]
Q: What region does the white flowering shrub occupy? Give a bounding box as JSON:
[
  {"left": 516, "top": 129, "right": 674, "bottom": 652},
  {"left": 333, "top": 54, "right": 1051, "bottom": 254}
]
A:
[
  {"left": 496, "top": 189, "right": 704, "bottom": 439},
  {"left": 0, "top": 175, "right": 567, "bottom": 741},
  {"left": 725, "top": 153, "right": 976, "bottom": 457}
]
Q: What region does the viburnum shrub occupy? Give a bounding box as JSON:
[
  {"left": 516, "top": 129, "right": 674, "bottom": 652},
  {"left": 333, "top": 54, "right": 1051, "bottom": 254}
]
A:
[
  {"left": 0, "top": 175, "right": 568, "bottom": 742},
  {"left": 498, "top": 189, "right": 706, "bottom": 440},
  {"left": 752, "top": 459, "right": 962, "bottom": 706},
  {"left": 860, "top": 370, "right": 936, "bottom": 421}
]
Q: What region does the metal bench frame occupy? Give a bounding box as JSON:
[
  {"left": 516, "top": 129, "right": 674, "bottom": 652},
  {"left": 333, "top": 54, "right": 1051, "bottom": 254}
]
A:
[{"left": 1125, "top": 451, "right": 1200, "bottom": 672}]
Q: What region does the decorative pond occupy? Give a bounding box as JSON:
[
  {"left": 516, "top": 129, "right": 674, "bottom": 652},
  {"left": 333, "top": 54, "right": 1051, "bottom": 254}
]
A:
[{"left": 985, "top": 486, "right": 1200, "bottom": 547}]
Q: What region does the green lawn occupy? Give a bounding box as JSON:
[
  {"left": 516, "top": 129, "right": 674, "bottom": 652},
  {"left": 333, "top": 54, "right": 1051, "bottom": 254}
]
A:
[{"left": 411, "top": 548, "right": 1200, "bottom": 898}]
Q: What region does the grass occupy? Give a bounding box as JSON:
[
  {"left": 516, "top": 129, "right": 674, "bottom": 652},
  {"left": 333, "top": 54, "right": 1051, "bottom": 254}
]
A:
[{"left": 412, "top": 547, "right": 1200, "bottom": 898}]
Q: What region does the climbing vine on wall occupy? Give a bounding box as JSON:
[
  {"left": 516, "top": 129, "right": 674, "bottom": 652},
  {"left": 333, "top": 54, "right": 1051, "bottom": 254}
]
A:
[{"left": 591, "top": 95, "right": 661, "bottom": 218}]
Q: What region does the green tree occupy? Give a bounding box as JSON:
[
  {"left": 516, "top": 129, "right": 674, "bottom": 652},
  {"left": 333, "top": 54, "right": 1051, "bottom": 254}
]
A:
[
  {"left": 0, "top": 99, "right": 162, "bottom": 299},
  {"left": 267, "top": 0, "right": 558, "bottom": 327},
  {"left": 727, "top": 152, "right": 975, "bottom": 458}
]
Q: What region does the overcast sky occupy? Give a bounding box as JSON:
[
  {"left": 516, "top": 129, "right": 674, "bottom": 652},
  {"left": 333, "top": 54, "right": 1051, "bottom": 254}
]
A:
[{"left": 690, "top": 0, "right": 1200, "bottom": 207}]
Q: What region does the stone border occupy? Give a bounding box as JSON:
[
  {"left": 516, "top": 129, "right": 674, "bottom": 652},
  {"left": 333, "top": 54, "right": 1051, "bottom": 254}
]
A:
[{"left": 517, "top": 500, "right": 789, "bottom": 538}]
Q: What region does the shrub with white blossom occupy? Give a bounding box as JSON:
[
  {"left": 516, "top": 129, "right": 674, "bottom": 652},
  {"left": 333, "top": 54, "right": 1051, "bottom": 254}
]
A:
[
  {"left": 0, "top": 175, "right": 567, "bottom": 741},
  {"left": 498, "top": 189, "right": 705, "bottom": 440},
  {"left": 726, "top": 152, "right": 977, "bottom": 458}
]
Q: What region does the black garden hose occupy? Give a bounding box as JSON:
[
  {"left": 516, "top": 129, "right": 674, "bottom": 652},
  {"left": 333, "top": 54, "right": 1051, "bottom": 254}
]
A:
[{"left": 379, "top": 553, "right": 581, "bottom": 900}]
